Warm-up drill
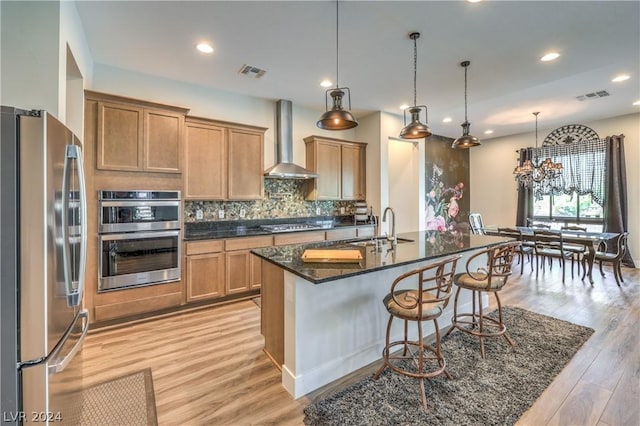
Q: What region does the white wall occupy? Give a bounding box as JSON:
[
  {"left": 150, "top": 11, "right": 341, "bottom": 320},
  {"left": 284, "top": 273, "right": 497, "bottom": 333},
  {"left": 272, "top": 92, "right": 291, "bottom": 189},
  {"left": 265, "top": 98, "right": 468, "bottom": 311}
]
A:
[
  {"left": 355, "top": 112, "right": 381, "bottom": 217},
  {"left": 0, "top": 0, "right": 93, "bottom": 133},
  {"left": 1, "top": 1, "right": 60, "bottom": 114},
  {"left": 388, "top": 138, "right": 421, "bottom": 233},
  {"left": 471, "top": 112, "right": 640, "bottom": 265}
]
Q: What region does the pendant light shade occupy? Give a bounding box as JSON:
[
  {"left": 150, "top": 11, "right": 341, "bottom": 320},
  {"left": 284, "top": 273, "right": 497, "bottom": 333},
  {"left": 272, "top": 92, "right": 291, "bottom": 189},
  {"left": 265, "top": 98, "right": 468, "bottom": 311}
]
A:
[
  {"left": 317, "top": 0, "right": 358, "bottom": 130},
  {"left": 317, "top": 87, "right": 358, "bottom": 130},
  {"left": 400, "top": 32, "right": 431, "bottom": 140},
  {"left": 451, "top": 61, "right": 481, "bottom": 149}
]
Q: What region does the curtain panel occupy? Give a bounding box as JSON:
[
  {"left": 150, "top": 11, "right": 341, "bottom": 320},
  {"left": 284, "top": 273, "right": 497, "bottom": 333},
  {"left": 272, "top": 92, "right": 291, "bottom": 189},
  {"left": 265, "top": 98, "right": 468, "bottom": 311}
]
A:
[{"left": 604, "top": 135, "right": 634, "bottom": 268}]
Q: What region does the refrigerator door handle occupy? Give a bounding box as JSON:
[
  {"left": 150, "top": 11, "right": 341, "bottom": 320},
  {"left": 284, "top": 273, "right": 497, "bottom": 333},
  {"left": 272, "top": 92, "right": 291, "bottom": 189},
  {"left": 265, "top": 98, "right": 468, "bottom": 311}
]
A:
[
  {"left": 61, "top": 144, "right": 87, "bottom": 307},
  {"left": 48, "top": 309, "right": 89, "bottom": 374}
]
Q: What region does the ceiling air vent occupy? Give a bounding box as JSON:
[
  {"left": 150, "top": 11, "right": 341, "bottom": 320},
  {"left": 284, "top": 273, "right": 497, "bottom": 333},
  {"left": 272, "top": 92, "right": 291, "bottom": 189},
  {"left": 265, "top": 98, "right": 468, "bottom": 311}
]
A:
[
  {"left": 238, "top": 64, "right": 266, "bottom": 78},
  {"left": 576, "top": 90, "right": 610, "bottom": 101}
]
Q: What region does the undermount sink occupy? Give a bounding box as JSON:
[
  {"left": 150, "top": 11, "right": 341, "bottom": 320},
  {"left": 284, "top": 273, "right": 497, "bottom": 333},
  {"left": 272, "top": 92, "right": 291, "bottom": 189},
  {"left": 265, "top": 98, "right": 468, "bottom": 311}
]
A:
[{"left": 348, "top": 237, "right": 414, "bottom": 246}]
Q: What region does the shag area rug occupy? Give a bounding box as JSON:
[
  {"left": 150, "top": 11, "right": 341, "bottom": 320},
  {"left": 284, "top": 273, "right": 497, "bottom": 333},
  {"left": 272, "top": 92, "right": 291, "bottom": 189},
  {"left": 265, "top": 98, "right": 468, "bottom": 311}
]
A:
[
  {"left": 63, "top": 368, "right": 158, "bottom": 425},
  {"left": 304, "top": 306, "right": 594, "bottom": 426}
]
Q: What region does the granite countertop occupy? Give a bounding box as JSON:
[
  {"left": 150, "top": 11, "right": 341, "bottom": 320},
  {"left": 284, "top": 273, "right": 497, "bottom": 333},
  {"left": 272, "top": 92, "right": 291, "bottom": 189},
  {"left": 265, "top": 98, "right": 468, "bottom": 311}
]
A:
[
  {"left": 251, "top": 231, "right": 512, "bottom": 284},
  {"left": 184, "top": 216, "right": 375, "bottom": 241}
]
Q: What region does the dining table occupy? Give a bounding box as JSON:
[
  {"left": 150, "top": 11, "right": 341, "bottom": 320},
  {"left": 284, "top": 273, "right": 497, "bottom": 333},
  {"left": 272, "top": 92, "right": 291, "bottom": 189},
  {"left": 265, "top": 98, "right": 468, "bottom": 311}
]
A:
[{"left": 483, "top": 226, "right": 620, "bottom": 284}]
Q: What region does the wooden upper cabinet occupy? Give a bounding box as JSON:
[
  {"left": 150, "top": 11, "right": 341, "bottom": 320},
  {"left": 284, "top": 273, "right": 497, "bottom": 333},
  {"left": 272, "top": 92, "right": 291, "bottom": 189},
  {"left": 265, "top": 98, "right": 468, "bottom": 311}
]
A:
[
  {"left": 144, "top": 109, "right": 183, "bottom": 173},
  {"left": 183, "top": 118, "right": 265, "bottom": 201},
  {"left": 96, "top": 101, "right": 143, "bottom": 171},
  {"left": 184, "top": 119, "right": 227, "bottom": 200},
  {"left": 304, "top": 135, "right": 366, "bottom": 200},
  {"left": 341, "top": 144, "right": 366, "bottom": 200},
  {"left": 227, "top": 127, "right": 264, "bottom": 200},
  {"left": 88, "top": 91, "right": 189, "bottom": 174}
]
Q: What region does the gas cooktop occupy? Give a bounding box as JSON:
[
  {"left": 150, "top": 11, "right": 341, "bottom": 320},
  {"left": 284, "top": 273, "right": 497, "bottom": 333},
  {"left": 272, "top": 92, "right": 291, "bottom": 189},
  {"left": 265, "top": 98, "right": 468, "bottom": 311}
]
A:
[{"left": 260, "top": 223, "right": 323, "bottom": 233}]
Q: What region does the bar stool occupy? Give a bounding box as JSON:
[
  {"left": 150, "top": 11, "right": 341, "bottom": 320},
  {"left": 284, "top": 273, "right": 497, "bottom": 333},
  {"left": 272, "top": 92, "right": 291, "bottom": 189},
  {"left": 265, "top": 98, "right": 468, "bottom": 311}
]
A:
[
  {"left": 444, "top": 242, "right": 520, "bottom": 359},
  {"left": 373, "top": 255, "right": 461, "bottom": 411}
]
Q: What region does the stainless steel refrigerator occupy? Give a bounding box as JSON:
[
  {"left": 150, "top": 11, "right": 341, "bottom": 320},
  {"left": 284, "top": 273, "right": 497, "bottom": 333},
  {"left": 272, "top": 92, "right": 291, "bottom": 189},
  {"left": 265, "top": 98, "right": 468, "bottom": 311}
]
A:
[{"left": 1, "top": 106, "right": 88, "bottom": 424}]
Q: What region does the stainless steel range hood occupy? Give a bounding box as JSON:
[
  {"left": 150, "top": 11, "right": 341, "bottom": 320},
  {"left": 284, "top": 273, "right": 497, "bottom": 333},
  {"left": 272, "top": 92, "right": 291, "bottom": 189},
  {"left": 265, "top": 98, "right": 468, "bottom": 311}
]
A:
[{"left": 264, "top": 99, "right": 318, "bottom": 179}]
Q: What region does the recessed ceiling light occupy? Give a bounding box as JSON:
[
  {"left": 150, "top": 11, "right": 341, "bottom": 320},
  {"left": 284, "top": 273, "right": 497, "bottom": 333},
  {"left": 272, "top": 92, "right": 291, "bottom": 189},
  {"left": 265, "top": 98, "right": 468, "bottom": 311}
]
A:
[
  {"left": 442, "top": 117, "right": 452, "bottom": 123},
  {"left": 633, "top": 100, "right": 640, "bottom": 106},
  {"left": 467, "top": 0, "right": 483, "bottom": 3},
  {"left": 196, "top": 42, "right": 214, "bottom": 54},
  {"left": 612, "top": 74, "right": 630, "bottom": 83},
  {"left": 540, "top": 52, "right": 560, "bottom": 62},
  {"left": 320, "top": 79, "right": 332, "bottom": 88},
  {"left": 399, "top": 104, "right": 410, "bottom": 110},
  {"left": 484, "top": 130, "right": 494, "bottom": 135}
]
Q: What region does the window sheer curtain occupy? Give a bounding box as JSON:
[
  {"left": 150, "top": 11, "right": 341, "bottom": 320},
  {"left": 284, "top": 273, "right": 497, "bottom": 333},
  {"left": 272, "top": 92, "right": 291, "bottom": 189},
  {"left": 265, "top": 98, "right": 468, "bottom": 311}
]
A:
[{"left": 533, "top": 138, "right": 607, "bottom": 203}]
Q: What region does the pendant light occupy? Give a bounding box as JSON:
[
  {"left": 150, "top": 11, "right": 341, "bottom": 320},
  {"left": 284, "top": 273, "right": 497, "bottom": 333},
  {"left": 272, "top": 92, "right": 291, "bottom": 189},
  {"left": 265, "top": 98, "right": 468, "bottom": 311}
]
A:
[
  {"left": 451, "top": 60, "right": 481, "bottom": 149},
  {"left": 317, "top": 0, "right": 358, "bottom": 130},
  {"left": 513, "top": 112, "right": 564, "bottom": 189},
  {"left": 399, "top": 32, "right": 431, "bottom": 140}
]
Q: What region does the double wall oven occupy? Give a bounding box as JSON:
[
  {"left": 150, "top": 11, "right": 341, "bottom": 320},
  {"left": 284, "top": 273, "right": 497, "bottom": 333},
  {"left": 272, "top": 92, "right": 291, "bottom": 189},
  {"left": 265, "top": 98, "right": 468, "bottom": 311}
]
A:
[{"left": 98, "top": 190, "right": 181, "bottom": 292}]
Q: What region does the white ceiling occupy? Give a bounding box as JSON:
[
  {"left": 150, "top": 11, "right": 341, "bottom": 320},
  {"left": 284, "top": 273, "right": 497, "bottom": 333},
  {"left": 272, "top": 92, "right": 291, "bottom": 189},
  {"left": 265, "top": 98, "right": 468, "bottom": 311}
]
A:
[{"left": 74, "top": 0, "right": 640, "bottom": 140}]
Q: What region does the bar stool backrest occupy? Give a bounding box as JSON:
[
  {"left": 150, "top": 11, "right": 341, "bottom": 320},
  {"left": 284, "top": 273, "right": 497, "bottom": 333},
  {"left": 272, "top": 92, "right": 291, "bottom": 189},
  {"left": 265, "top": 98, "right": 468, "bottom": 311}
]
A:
[
  {"left": 462, "top": 242, "right": 519, "bottom": 290},
  {"left": 389, "top": 255, "right": 461, "bottom": 316}
]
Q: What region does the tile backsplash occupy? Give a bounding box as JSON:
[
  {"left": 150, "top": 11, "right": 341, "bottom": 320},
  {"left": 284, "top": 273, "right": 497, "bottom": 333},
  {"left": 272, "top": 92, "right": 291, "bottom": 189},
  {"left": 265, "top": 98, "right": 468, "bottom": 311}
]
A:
[{"left": 184, "top": 179, "right": 363, "bottom": 222}]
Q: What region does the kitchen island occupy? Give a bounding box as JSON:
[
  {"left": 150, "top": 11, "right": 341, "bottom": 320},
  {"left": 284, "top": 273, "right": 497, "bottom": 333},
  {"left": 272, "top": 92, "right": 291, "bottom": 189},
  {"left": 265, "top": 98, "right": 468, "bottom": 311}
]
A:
[{"left": 252, "top": 230, "right": 511, "bottom": 398}]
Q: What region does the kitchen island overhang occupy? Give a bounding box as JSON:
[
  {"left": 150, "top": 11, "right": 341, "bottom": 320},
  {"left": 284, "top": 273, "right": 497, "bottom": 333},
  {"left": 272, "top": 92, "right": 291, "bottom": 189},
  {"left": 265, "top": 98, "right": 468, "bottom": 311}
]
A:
[{"left": 252, "top": 231, "right": 512, "bottom": 398}]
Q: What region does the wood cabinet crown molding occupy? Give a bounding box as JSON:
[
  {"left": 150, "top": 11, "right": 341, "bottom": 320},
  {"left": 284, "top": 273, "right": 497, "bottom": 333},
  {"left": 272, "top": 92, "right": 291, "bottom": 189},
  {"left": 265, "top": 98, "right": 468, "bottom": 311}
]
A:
[
  {"left": 186, "top": 115, "right": 267, "bottom": 133},
  {"left": 85, "top": 90, "right": 190, "bottom": 114},
  {"left": 303, "top": 135, "right": 367, "bottom": 147}
]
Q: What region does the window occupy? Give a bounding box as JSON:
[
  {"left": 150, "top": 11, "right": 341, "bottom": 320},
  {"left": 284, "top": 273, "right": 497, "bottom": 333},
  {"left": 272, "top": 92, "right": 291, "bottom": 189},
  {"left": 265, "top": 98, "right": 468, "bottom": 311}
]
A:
[
  {"left": 532, "top": 192, "right": 604, "bottom": 231},
  {"left": 527, "top": 138, "right": 607, "bottom": 232}
]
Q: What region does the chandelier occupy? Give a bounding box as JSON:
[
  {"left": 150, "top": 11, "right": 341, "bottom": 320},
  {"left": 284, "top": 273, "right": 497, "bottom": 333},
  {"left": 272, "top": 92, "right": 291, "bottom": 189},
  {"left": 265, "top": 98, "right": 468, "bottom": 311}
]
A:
[{"left": 513, "top": 112, "right": 563, "bottom": 189}]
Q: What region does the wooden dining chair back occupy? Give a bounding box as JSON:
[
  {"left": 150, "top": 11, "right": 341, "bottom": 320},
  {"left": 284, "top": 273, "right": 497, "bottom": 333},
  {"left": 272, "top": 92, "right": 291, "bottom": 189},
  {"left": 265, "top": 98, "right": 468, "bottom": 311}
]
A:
[
  {"left": 596, "top": 232, "right": 629, "bottom": 286},
  {"left": 561, "top": 226, "right": 589, "bottom": 276},
  {"left": 469, "top": 213, "right": 485, "bottom": 235},
  {"left": 373, "top": 255, "right": 461, "bottom": 410},
  {"left": 444, "top": 241, "right": 520, "bottom": 358},
  {"left": 533, "top": 230, "right": 573, "bottom": 283},
  {"left": 497, "top": 227, "right": 534, "bottom": 274}
]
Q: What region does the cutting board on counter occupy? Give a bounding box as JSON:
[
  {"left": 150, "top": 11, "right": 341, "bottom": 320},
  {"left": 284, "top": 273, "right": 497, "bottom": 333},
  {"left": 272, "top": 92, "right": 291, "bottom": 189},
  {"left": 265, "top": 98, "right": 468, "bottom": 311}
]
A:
[{"left": 301, "top": 249, "right": 363, "bottom": 263}]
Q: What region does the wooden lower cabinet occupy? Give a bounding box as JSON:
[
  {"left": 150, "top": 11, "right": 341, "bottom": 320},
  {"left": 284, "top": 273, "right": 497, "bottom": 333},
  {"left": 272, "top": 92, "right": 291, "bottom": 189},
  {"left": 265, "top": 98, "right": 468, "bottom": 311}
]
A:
[
  {"left": 225, "top": 250, "right": 252, "bottom": 295},
  {"left": 224, "top": 235, "right": 272, "bottom": 294},
  {"left": 185, "top": 235, "right": 272, "bottom": 301},
  {"left": 185, "top": 240, "right": 225, "bottom": 302},
  {"left": 186, "top": 252, "right": 225, "bottom": 302}
]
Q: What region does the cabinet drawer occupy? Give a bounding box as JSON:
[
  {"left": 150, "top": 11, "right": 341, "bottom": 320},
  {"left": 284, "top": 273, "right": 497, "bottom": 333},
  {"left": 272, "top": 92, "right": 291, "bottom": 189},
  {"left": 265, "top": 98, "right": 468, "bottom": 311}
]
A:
[
  {"left": 225, "top": 235, "right": 273, "bottom": 251},
  {"left": 185, "top": 239, "right": 224, "bottom": 255},
  {"left": 274, "top": 231, "right": 326, "bottom": 246},
  {"left": 325, "top": 228, "right": 357, "bottom": 241}
]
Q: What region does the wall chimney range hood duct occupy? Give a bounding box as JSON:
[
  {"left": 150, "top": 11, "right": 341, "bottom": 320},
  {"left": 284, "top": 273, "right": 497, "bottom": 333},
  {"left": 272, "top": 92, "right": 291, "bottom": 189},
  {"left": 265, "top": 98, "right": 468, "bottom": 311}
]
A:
[{"left": 264, "top": 99, "right": 318, "bottom": 179}]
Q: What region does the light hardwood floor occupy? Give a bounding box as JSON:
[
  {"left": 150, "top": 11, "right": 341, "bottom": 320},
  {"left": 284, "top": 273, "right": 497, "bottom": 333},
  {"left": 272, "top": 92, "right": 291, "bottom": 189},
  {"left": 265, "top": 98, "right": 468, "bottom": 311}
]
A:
[{"left": 78, "top": 261, "right": 639, "bottom": 425}]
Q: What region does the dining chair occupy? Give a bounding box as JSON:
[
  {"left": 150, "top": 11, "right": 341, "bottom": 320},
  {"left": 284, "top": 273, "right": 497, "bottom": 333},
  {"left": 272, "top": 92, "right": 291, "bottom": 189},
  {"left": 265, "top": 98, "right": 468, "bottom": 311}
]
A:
[
  {"left": 497, "top": 227, "right": 534, "bottom": 274},
  {"left": 444, "top": 241, "right": 520, "bottom": 359},
  {"left": 561, "top": 225, "right": 589, "bottom": 276},
  {"left": 595, "top": 232, "right": 629, "bottom": 286},
  {"left": 469, "top": 213, "right": 485, "bottom": 235},
  {"left": 533, "top": 230, "right": 574, "bottom": 283},
  {"left": 373, "top": 255, "right": 461, "bottom": 411}
]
